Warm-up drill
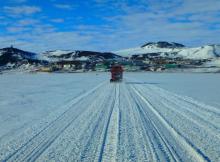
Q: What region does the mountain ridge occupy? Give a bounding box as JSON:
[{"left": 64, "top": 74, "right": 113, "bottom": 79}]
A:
[
  {"left": 1, "top": 41, "right": 220, "bottom": 72},
  {"left": 115, "top": 41, "right": 220, "bottom": 59}
]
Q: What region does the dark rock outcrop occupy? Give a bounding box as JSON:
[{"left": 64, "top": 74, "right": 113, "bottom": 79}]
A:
[{"left": 141, "top": 41, "right": 185, "bottom": 48}]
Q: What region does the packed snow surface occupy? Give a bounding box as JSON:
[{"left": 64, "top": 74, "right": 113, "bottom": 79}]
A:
[{"left": 0, "top": 73, "right": 219, "bottom": 162}]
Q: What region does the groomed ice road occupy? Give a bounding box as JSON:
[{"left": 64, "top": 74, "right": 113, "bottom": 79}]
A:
[{"left": 0, "top": 73, "right": 220, "bottom": 162}]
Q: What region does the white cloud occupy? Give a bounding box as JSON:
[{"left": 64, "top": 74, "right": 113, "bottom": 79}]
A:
[
  {"left": 54, "top": 4, "right": 74, "bottom": 10},
  {"left": 1, "top": 0, "right": 220, "bottom": 52},
  {"left": 0, "top": 31, "right": 93, "bottom": 53},
  {"left": 0, "top": 36, "right": 27, "bottom": 48},
  {"left": 17, "top": 19, "right": 39, "bottom": 26},
  {"left": 6, "top": 26, "right": 29, "bottom": 33},
  {"left": 8, "top": 0, "right": 27, "bottom": 3},
  {"left": 176, "top": 0, "right": 220, "bottom": 14},
  {"left": 50, "top": 18, "right": 64, "bottom": 23},
  {"left": 4, "top": 5, "right": 41, "bottom": 16},
  {"left": 95, "top": 0, "right": 220, "bottom": 49}
]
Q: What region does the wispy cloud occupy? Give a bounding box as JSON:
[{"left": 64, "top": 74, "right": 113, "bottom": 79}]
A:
[
  {"left": 54, "top": 4, "right": 74, "bottom": 10},
  {"left": 8, "top": 0, "right": 27, "bottom": 3},
  {"left": 50, "top": 18, "right": 64, "bottom": 23},
  {"left": 176, "top": 0, "right": 220, "bottom": 14},
  {"left": 97, "top": 0, "right": 220, "bottom": 48},
  {"left": 0, "top": 31, "right": 93, "bottom": 52},
  {"left": 4, "top": 5, "right": 41, "bottom": 16},
  {"left": 6, "top": 26, "right": 29, "bottom": 33},
  {"left": 17, "top": 19, "right": 39, "bottom": 26},
  {"left": 0, "top": 0, "right": 220, "bottom": 52}
]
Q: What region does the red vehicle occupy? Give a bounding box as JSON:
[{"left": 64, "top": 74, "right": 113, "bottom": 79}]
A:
[{"left": 110, "top": 65, "right": 123, "bottom": 82}]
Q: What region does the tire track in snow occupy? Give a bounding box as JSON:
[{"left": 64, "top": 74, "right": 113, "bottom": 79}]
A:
[
  {"left": 128, "top": 85, "right": 180, "bottom": 162},
  {"left": 172, "top": 91, "right": 220, "bottom": 115},
  {"left": 98, "top": 83, "right": 120, "bottom": 162},
  {"left": 148, "top": 85, "right": 220, "bottom": 128},
  {"left": 131, "top": 85, "right": 210, "bottom": 162},
  {"left": 1, "top": 77, "right": 218, "bottom": 162},
  {"left": 145, "top": 85, "right": 220, "bottom": 139},
  {"left": 33, "top": 83, "right": 117, "bottom": 162},
  {"left": 75, "top": 84, "right": 115, "bottom": 161},
  {"left": 132, "top": 83, "right": 219, "bottom": 161},
  {"left": 121, "top": 83, "right": 156, "bottom": 161},
  {"left": 2, "top": 82, "right": 106, "bottom": 162},
  {"left": 35, "top": 83, "right": 114, "bottom": 162}
]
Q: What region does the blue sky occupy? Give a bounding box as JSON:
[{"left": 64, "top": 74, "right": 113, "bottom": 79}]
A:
[{"left": 0, "top": 0, "right": 220, "bottom": 52}]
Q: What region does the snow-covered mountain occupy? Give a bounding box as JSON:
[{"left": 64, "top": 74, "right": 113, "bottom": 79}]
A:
[
  {"left": 0, "top": 47, "right": 123, "bottom": 65},
  {"left": 41, "top": 50, "right": 123, "bottom": 62},
  {"left": 0, "top": 47, "right": 39, "bottom": 66},
  {"left": 141, "top": 42, "right": 185, "bottom": 48},
  {"left": 1, "top": 42, "right": 220, "bottom": 72},
  {"left": 115, "top": 41, "right": 220, "bottom": 59}
]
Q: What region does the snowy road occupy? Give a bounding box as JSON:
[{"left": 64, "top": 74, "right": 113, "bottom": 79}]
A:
[{"left": 0, "top": 74, "right": 220, "bottom": 162}]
